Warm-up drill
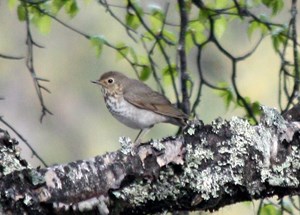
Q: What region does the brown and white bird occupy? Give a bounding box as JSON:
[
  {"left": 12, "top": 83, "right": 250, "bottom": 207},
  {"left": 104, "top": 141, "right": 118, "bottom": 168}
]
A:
[{"left": 92, "top": 71, "right": 188, "bottom": 142}]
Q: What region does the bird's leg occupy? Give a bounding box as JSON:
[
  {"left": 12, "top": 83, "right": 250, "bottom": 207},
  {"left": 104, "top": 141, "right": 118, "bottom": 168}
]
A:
[{"left": 134, "top": 128, "right": 150, "bottom": 144}]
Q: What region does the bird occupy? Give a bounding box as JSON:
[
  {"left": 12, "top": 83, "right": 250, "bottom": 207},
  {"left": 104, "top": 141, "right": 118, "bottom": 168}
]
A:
[{"left": 91, "top": 71, "right": 188, "bottom": 143}]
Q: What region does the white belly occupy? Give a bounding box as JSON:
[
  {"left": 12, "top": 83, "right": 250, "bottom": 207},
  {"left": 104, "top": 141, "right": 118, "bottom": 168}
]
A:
[{"left": 104, "top": 96, "right": 167, "bottom": 129}]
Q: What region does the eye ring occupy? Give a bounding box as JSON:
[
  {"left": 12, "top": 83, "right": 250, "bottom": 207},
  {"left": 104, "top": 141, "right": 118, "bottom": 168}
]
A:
[{"left": 107, "top": 78, "right": 114, "bottom": 84}]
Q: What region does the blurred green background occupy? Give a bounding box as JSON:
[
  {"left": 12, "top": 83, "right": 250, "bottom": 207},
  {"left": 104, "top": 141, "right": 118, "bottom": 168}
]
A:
[{"left": 0, "top": 1, "right": 298, "bottom": 214}]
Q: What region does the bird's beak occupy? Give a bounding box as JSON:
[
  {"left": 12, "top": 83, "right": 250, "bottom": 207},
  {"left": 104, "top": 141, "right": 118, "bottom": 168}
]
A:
[
  {"left": 91, "top": 80, "right": 106, "bottom": 87},
  {"left": 91, "top": 80, "right": 99, "bottom": 84}
]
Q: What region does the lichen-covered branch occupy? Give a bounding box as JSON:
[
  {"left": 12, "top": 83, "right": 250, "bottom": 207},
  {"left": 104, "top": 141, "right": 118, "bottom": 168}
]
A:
[{"left": 1, "top": 106, "right": 300, "bottom": 214}]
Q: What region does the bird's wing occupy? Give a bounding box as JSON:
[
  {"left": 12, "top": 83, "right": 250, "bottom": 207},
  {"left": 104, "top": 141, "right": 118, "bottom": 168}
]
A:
[{"left": 123, "top": 80, "right": 187, "bottom": 119}]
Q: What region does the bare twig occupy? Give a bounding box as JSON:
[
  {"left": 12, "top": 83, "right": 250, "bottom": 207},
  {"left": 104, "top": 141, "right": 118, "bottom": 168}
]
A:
[
  {"left": 127, "top": 0, "right": 180, "bottom": 105},
  {"left": 0, "top": 53, "right": 23, "bottom": 60},
  {"left": 24, "top": 2, "right": 52, "bottom": 122},
  {"left": 0, "top": 117, "right": 47, "bottom": 167},
  {"left": 285, "top": 0, "right": 299, "bottom": 111}
]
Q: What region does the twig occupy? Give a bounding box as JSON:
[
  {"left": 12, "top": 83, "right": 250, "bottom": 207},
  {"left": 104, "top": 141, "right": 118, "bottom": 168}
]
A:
[
  {"left": 177, "top": 0, "right": 190, "bottom": 115},
  {"left": 0, "top": 117, "right": 48, "bottom": 167},
  {"left": 100, "top": 0, "right": 138, "bottom": 42},
  {"left": 24, "top": 2, "right": 52, "bottom": 122},
  {"left": 128, "top": 0, "right": 180, "bottom": 105},
  {"left": 285, "top": 0, "right": 299, "bottom": 111},
  {"left": 0, "top": 53, "right": 23, "bottom": 60}
]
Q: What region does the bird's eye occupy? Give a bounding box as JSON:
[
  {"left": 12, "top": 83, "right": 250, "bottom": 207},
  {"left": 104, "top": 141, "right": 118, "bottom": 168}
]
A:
[{"left": 107, "top": 78, "right": 114, "bottom": 84}]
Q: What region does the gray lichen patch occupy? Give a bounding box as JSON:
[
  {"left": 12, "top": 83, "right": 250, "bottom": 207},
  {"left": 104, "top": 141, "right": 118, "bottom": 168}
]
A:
[
  {"left": 113, "top": 107, "right": 300, "bottom": 210},
  {"left": 28, "top": 169, "right": 45, "bottom": 186},
  {"left": 119, "top": 136, "right": 134, "bottom": 155},
  {"left": 261, "top": 146, "right": 300, "bottom": 187},
  {"left": 0, "top": 148, "right": 27, "bottom": 175},
  {"left": 260, "top": 106, "right": 286, "bottom": 129},
  {"left": 113, "top": 167, "right": 183, "bottom": 206}
]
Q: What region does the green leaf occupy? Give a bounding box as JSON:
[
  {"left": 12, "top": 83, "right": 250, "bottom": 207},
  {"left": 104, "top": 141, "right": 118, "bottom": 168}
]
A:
[
  {"left": 139, "top": 66, "right": 151, "bottom": 81},
  {"left": 185, "top": 32, "right": 194, "bottom": 53},
  {"left": 115, "top": 42, "right": 129, "bottom": 60},
  {"left": 260, "top": 204, "right": 281, "bottom": 215},
  {"left": 143, "top": 31, "right": 155, "bottom": 41},
  {"left": 262, "top": 0, "right": 284, "bottom": 15},
  {"left": 137, "top": 55, "right": 149, "bottom": 65},
  {"left": 247, "top": 21, "right": 269, "bottom": 39},
  {"left": 149, "top": 5, "right": 164, "bottom": 20},
  {"left": 162, "top": 64, "right": 178, "bottom": 85},
  {"left": 8, "top": 0, "right": 17, "bottom": 10},
  {"left": 271, "top": 26, "right": 287, "bottom": 51},
  {"left": 52, "top": 0, "right": 67, "bottom": 14},
  {"left": 35, "top": 15, "right": 52, "bottom": 34},
  {"left": 162, "top": 30, "right": 177, "bottom": 44},
  {"left": 125, "top": 13, "right": 141, "bottom": 30},
  {"left": 129, "top": 47, "right": 138, "bottom": 63},
  {"left": 149, "top": 5, "right": 164, "bottom": 33},
  {"left": 17, "top": 4, "right": 26, "bottom": 21},
  {"left": 188, "top": 21, "right": 206, "bottom": 44},
  {"left": 251, "top": 101, "right": 261, "bottom": 116},
  {"left": 214, "top": 16, "right": 227, "bottom": 39},
  {"left": 130, "top": 0, "right": 144, "bottom": 16},
  {"left": 215, "top": 82, "right": 234, "bottom": 109},
  {"left": 198, "top": 8, "right": 211, "bottom": 23},
  {"left": 215, "top": 0, "right": 229, "bottom": 9},
  {"left": 149, "top": 15, "right": 162, "bottom": 33},
  {"left": 64, "top": 0, "right": 79, "bottom": 18},
  {"left": 247, "top": 21, "right": 259, "bottom": 39},
  {"left": 90, "top": 35, "right": 106, "bottom": 57}
]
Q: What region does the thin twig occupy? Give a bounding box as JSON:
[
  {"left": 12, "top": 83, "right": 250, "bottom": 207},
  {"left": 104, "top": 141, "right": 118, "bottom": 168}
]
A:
[
  {"left": 24, "top": 2, "right": 52, "bottom": 122},
  {"left": 285, "top": 0, "right": 299, "bottom": 111},
  {"left": 128, "top": 0, "right": 180, "bottom": 105},
  {"left": 0, "top": 117, "right": 48, "bottom": 167},
  {"left": 0, "top": 53, "right": 23, "bottom": 60}
]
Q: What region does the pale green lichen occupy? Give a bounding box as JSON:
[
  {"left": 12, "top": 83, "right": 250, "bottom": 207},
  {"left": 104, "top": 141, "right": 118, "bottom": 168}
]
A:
[
  {"left": 261, "top": 148, "right": 300, "bottom": 187},
  {"left": 117, "top": 107, "right": 300, "bottom": 206},
  {"left": 23, "top": 193, "right": 33, "bottom": 206},
  {"left": 119, "top": 136, "right": 134, "bottom": 155},
  {"left": 29, "top": 169, "right": 45, "bottom": 186},
  {"left": 187, "top": 127, "right": 195, "bottom": 136},
  {"left": 0, "top": 148, "right": 27, "bottom": 175},
  {"left": 260, "top": 106, "right": 286, "bottom": 129},
  {"left": 150, "top": 139, "right": 165, "bottom": 151},
  {"left": 211, "top": 117, "right": 227, "bottom": 133},
  {"left": 115, "top": 167, "right": 183, "bottom": 205}
]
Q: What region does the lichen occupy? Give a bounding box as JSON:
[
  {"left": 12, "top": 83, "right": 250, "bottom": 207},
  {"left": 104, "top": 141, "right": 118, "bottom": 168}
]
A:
[
  {"left": 150, "top": 139, "right": 165, "bottom": 151},
  {"left": 119, "top": 136, "right": 134, "bottom": 155},
  {"left": 261, "top": 148, "right": 300, "bottom": 187},
  {"left": 115, "top": 107, "right": 300, "bottom": 207},
  {"left": 28, "top": 169, "right": 45, "bottom": 186},
  {"left": 23, "top": 194, "right": 33, "bottom": 206},
  {"left": 115, "top": 167, "right": 183, "bottom": 205},
  {"left": 0, "top": 147, "right": 27, "bottom": 175}
]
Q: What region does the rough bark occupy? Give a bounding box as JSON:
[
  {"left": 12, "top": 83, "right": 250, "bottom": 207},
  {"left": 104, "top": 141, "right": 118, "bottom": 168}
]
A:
[{"left": 1, "top": 106, "right": 300, "bottom": 214}]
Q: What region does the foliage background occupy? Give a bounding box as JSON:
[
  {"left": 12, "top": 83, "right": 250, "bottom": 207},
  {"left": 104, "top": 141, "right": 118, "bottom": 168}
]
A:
[{"left": 0, "top": 0, "right": 299, "bottom": 214}]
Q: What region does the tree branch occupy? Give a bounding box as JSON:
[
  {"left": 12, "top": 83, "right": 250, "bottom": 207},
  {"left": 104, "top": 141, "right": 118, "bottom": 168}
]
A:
[{"left": 1, "top": 106, "right": 300, "bottom": 214}]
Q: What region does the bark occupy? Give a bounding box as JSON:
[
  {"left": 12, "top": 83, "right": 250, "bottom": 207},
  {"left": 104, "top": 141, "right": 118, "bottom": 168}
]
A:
[{"left": 1, "top": 106, "right": 300, "bottom": 214}]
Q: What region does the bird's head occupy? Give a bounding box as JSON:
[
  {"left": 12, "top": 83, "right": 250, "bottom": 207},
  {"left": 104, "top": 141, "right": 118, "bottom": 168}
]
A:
[{"left": 91, "top": 71, "right": 128, "bottom": 95}]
